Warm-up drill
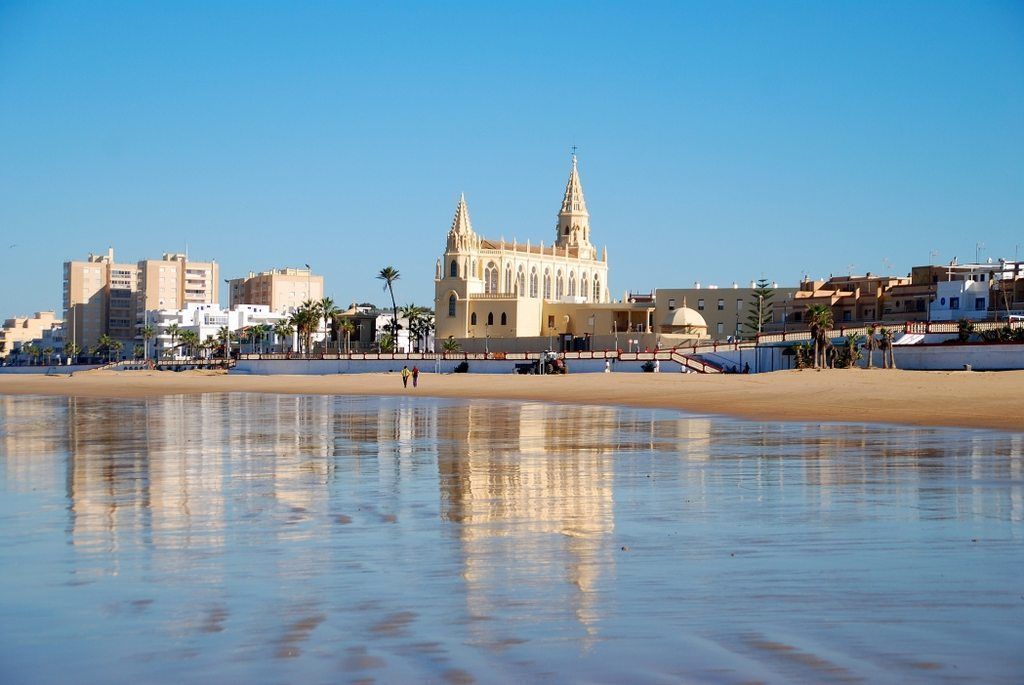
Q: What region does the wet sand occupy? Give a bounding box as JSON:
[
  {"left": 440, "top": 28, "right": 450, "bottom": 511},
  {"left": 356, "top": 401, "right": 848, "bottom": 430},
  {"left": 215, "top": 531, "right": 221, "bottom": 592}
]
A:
[{"left": 1, "top": 367, "right": 1022, "bottom": 431}]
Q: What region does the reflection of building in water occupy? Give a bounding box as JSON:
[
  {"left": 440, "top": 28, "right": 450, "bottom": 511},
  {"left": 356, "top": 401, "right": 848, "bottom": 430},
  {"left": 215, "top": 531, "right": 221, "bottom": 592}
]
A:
[
  {"left": 0, "top": 396, "right": 70, "bottom": 494},
  {"left": 437, "top": 402, "right": 616, "bottom": 636}
]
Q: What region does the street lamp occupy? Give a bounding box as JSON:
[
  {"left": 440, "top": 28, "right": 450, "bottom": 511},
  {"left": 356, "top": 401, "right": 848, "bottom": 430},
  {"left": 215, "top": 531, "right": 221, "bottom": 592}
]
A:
[
  {"left": 304, "top": 263, "right": 312, "bottom": 302},
  {"left": 484, "top": 323, "right": 490, "bottom": 355}
]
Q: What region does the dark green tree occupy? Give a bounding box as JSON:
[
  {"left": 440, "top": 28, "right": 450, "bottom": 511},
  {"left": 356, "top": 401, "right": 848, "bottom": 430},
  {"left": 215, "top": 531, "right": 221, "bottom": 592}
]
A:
[{"left": 745, "top": 278, "right": 775, "bottom": 336}]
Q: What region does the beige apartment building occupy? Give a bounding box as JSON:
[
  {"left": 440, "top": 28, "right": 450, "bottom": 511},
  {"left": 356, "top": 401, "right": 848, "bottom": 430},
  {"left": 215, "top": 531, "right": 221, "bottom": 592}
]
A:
[
  {"left": 654, "top": 284, "right": 798, "bottom": 341},
  {"left": 228, "top": 267, "right": 324, "bottom": 312},
  {"left": 63, "top": 248, "right": 218, "bottom": 352},
  {"left": 0, "top": 311, "right": 62, "bottom": 356}
]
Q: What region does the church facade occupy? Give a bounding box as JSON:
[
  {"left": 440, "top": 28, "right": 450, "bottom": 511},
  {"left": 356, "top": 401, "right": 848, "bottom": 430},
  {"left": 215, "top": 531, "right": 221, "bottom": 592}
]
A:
[{"left": 434, "top": 156, "right": 610, "bottom": 341}]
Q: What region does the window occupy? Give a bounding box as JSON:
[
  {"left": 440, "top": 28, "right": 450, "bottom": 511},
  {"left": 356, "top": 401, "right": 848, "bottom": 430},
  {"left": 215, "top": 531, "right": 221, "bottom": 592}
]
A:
[
  {"left": 593, "top": 277, "right": 600, "bottom": 302},
  {"left": 556, "top": 270, "right": 564, "bottom": 299},
  {"left": 448, "top": 294, "right": 456, "bottom": 317},
  {"left": 975, "top": 297, "right": 986, "bottom": 310},
  {"left": 547, "top": 315, "right": 555, "bottom": 328},
  {"left": 543, "top": 269, "right": 551, "bottom": 299},
  {"left": 697, "top": 298, "right": 705, "bottom": 311},
  {"left": 487, "top": 312, "right": 494, "bottom": 326},
  {"left": 505, "top": 265, "right": 512, "bottom": 293},
  {"left": 737, "top": 299, "right": 743, "bottom": 311},
  {"left": 668, "top": 298, "right": 676, "bottom": 311},
  {"left": 516, "top": 267, "right": 525, "bottom": 295},
  {"left": 581, "top": 274, "right": 589, "bottom": 301},
  {"left": 843, "top": 310, "right": 852, "bottom": 322},
  {"left": 500, "top": 312, "right": 507, "bottom": 326},
  {"left": 471, "top": 312, "right": 477, "bottom": 325},
  {"left": 568, "top": 272, "right": 576, "bottom": 297},
  {"left": 484, "top": 262, "right": 498, "bottom": 294},
  {"left": 950, "top": 297, "right": 960, "bottom": 310},
  {"left": 530, "top": 268, "right": 538, "bottom": 298},
  {"left": 716, "top": 323, "right": 724, "bottom": 334},
  {"left": 916, "top": 299, "right": 926, "bottom": 312},
  {"left": 717, "top": 299, "right": 725, "bottom": 310},
  {"left": 450, "top": 261, "right": 458, "bottom": 278}
]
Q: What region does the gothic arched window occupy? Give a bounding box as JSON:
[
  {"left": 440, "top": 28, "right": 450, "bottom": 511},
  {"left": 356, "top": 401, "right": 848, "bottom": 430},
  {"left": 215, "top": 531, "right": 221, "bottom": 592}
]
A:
[
  {"left": 504, "top": 264, "right": 512, "bottom": 293},
  {"left": 448, "top": 294, "right": 456, "bottom": 317},
  {"left": 581, "top": 274, "right": 589, "bottom": 302},
  {"left": 500, "top": 312, "right": 507, "bottom": 326},
  {"left": 543, "top": 269, "right": 551, "bottom": 299},
  {"left": 487, "top": 312, "right": 494, "bottom": 326},
  {"left": 484, "top": 262, "right": 498, "bottom": 294},
  {"left": 530, "top": 267, "right": 539, "bottom": 298},
  {"left": 516, "top": 266, "right": 525, "bottom": 295},
  {"left": 449, "top": 260, "right": 458, "bottom": 278},
  {"left": 471, "top": 312, "right": 477, "bottom": 325},
  {"left": 593, "top": 276, "right": 601, "bottom": 302},
  {"left": 568, "top": 272, "right": 576, "bottom": 297},
  {"left": 556, "top": 270, "right": 564, "bottom": 299}
]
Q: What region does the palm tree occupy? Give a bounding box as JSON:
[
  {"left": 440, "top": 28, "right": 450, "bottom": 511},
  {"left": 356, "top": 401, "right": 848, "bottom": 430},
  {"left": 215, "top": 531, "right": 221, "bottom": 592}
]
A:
[
  {"left": 109, "top": 339, "right": 124, "bottom": 362},
  {"left": 133, "top": 344, "right": 145, "bottom": 360},
  {"left": 319, "top": 297, "right": 337, "bottom": 351},
  {"left": 335, "top": 317, "right": 355, "bottom": 354},
  {"left": 274, "top": 322, "right": 294, "bottom": 353},
  {"left": 401, "top": 304, "right": 427, "bottom": 352},
  {"left": 141, "top": 324, "right": 155, "bottom": 362},
  {"left": 863, "top": 324, "right": 878, "bottom": 369},
  {"left": 179, "top": 330, "right": 200, "bottom": 360},
  {"left": 377, "top": 266, "right": 401, "bottom": 340},
  {"left": 289, "top": 305, "right": 319, "bottom": 355},
  {"left": 442, "top": 336, "right": 460, "bottom": 354},
  {"left": 880, "top": 327, "right": 897, "bottom": 369},
  {"left": 377, "top": 331, "right": 396, "bottom": 353},
  {"left": 96, "top": 334, "right": 115, "bottom": 362},
  {"left": 843, "top": 333, "right": 860, "bottom": 368},
  {"left": 218, "top": 327, "right": 232, "bottom": 361},
  {"left": 166, "top": 323, "right": 180, "bottom": 360},
  {"left": 805, "top": 304, "right": 833, "bottom": 368},
  {"left": 64, "top": 342, "right": 80, "bottom": 364},
  {"left": 42, "top": 346, "right": 54, "bottom": 365}
]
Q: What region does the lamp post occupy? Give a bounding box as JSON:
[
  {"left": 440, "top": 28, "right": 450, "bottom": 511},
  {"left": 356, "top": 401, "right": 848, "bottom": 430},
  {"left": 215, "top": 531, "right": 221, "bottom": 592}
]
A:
[
  {"left": 485, "top": 324, "right": 489, "bottom": 355},
  {"left": 304, "top": 263, "right": 311, "bottom": 301}
]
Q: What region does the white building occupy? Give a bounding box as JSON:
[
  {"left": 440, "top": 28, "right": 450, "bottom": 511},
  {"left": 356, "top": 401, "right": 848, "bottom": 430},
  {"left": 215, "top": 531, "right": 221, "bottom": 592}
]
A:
[
  {"left": 145, "top": 303, "right": 317, "bottom": 359},
  {"left": 929, "top": 279, "right": 991, "bottom": 321}
]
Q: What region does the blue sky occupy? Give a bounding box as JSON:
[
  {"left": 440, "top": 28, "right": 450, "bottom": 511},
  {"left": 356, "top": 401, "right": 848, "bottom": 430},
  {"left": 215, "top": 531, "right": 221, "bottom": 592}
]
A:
[{"left": 1, "top": 1, "right": 1022, "bottom": 317}]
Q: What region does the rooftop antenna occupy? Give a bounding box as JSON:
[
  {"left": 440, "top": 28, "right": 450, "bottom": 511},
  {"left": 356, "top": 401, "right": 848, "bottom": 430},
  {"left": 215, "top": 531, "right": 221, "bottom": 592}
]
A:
[
  {"left": 881, "top": 257, "right": 892, "bottom": 274},
  {"left": 929, "top": 249, "right": 939, "bottom": 264},
  {"left": 846, "top": 263, "right": 855, "bottom": 276},
  {"left": 976, "top": 241, "right": 985, "bottom": 264}
]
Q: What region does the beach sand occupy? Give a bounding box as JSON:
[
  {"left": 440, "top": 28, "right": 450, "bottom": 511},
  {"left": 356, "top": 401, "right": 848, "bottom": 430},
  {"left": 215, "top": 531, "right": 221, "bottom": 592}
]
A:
[{"left": 1, "top": 368, "right": 1021, "bottom": 432}]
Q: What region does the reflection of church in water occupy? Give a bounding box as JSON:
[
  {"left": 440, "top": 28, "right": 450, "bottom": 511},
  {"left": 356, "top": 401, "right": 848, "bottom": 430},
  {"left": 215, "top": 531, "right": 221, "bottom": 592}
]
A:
[{"left": 435, "top": 401, "right": 621, "bottom": 634}]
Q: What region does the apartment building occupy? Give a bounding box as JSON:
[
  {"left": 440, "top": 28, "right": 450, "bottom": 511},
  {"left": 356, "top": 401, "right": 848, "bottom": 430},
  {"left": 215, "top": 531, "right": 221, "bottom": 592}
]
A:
[
  {"left": 655, "top": 283, "right": 798, "bottom": 340},
  {"left": 228, "top": 267, "right": 324, "bottom": 312},
  {"left": 63, "top": 248, "right": 218, "bottom": 352},
  {"left": 0, "top": 311, "right": 62, "bottom": 358}
]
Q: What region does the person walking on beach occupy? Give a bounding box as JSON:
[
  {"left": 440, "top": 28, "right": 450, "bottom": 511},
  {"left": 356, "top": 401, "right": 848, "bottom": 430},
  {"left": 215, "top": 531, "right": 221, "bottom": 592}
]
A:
[
  {"left": 411, "top": 365, "right": 419, "bottom": 387},
  {"left": 401, "top": 365, "right": 411, "bottom": 388}
]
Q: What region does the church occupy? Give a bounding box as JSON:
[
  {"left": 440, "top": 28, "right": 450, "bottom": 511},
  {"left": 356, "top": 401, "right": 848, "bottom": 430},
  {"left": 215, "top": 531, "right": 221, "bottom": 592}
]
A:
[{"left": 434, "top": 155, "right": 613, "bottom": 344}]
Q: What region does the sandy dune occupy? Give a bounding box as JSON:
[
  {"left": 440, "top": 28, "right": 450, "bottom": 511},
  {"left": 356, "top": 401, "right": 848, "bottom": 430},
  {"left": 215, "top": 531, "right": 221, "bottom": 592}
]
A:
[{"left": 0, "top": 368, "right": 1021, "bottom": 432}]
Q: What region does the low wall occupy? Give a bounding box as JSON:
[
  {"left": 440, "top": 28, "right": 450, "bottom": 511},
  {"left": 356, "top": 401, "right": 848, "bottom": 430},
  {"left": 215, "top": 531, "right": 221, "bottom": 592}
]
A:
[
  {"left": 233, "top": 356, "right": 685, "bottom": 375},
  {"left": 0, "top": 364, "right": 102, "bottom": 375},
  {"left": 878, "top": 343, "right": 1024, "bottom": 371}
]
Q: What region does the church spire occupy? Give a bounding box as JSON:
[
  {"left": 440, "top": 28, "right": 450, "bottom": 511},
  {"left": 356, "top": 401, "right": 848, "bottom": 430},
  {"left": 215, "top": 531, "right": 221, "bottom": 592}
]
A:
[
  {"left": 555, "top": 153, "right": 595, "bottom": 258},
  {"left": 450, "top": 192, "right": 474, "bottom": 235},
  {"left": 559, "top": 154, "right": 589, "bottom": 218},
  {"left": 447, "top": 193, "right": 480, "bottom": 252}
]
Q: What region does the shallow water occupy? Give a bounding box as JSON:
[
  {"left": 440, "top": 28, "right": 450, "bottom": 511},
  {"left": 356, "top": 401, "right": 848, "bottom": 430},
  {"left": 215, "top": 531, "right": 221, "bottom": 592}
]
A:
[{"left": 0, "top": 394, "right": 1021, "bottom": 684}]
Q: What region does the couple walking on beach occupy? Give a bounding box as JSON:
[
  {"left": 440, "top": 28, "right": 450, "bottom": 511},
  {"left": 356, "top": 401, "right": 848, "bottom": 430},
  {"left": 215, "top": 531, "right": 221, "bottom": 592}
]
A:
[{"left": 401, "top": 365, "right": 419, "bottom": 388}]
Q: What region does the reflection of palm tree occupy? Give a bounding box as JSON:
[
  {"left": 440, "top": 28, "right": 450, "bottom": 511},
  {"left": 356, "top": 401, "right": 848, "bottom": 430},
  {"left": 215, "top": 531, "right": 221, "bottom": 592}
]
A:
[{"left": 377, "top": 266, "right": 401, "bottom": 339}]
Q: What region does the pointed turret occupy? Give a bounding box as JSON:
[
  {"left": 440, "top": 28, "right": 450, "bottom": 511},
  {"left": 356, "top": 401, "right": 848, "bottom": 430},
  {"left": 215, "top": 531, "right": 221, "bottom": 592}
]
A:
[
  {"left": 555, "top": 154, "right": 595, "bottom": 258},
  {"left": 447, "top": 193, "right": 480, "bottom": 252}
]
